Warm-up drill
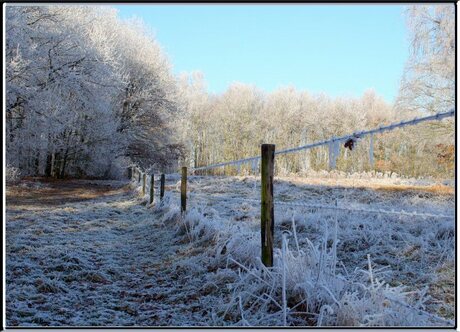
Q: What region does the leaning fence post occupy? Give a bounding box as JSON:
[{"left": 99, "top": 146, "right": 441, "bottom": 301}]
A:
[
  {"left": 181, "top": 167, "right": 187, "bottom": 213},
  {"left": 142, "top": 173, "right": 146, "bottom": 196},
  {"left": 261, "top": 144, "right": 275, "bottom": 267},
  {"left": 149, "top": 174, "right": 154, "bottom": 204},
  {"left": 160, "top": 174, "right": 165, "bottom": 200}
]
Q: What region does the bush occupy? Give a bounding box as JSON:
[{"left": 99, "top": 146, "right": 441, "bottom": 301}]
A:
[{"left": 6, "top": 164, "right": 21, "bottom": 184}]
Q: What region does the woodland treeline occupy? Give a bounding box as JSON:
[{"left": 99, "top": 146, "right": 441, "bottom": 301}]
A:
[
  {"left": 5, "top": 5, "right": 454, "bottom": 180},
  {"left": 6, "top": 6, "right": 182, "bottom": 179}
]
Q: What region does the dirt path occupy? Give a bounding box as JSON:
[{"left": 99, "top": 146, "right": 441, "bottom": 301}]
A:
[{"left": 6, "top": 179, "right": 224, "bottom": 326}]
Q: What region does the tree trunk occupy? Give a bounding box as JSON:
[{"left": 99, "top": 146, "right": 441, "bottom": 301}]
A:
[
  {"left": 34, "top": 150, "right": 40, "bottom": 174},
  {"left": 60, "top": 148, "right": 69, "bottom": 179},
  {"left": 45, "top": 153, "right": 52, "bottom": 177},
  {"left": 50, "top": 152, "right": 56, "bottom": 178},
  {"left": 194, "top": 144, "right": 198, "bottom": 168}
]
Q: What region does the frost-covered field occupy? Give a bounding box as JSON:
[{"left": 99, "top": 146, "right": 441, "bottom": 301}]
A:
[{"left": 6, "top": 175, "right": 455, "bottom": 327}]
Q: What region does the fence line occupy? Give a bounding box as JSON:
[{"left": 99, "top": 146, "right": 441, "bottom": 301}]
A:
[
  {"left": 180, "top": 194, "right": 454, "bottom": 220},
  {"left": 142, "top": 179, "right": 454, "bottom": 220},
  {"left": 191, "top": 109, "right": 454, "bottom": 172},
  {"left": 129, "top": 109, "right": 455, "bottom": 260},
  {"left": 129, "top": 171, "right": 454, "bottom": 221},
  {"left": 125, "top": 108, "right": 454, "bottom": 326}
]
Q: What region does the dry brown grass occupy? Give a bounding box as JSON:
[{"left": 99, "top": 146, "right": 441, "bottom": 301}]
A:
[
  {"left": 275, "top": 175, "right": 454, "bottom": 196},
  {"left": 371, "top": 183, "right": 454, "bottom": 195},
  {"left": 6, "top": 178, "right": 129, "bottom": 210}
]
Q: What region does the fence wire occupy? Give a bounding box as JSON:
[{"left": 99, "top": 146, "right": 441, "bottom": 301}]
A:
[
  {"left": 131, "top": 107, "right": 454, "bottom": 221},
  {"left": 191, "top": 109, "right": 454, "bottom": 172},
  {"left": 129, "top": 108, "right": 454, "bottom": 327},
  {"left": 180, "top": 194, "right": 454, "bottom": 220}
]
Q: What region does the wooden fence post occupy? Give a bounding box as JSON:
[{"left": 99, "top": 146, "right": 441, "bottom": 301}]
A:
[
  {"left": 149, "top": 174, "right": 154, "bottom": 204},
  {"left": 181, "top": 167, "right": 187, "bottom": 213},
  {"left": 128, "top": 167, "right": 132, "bottom": 180},
  {"left": 138, "top": 169, "right": 141, "bottom": 183},
  {"left": 160, "top": 174, "right": 165, "bottom": 200},
  {"left": 142, "top": 173, "right": 146, "bottom": 196},
  {"left": 261, "top": 144, "right": 275, "bottom": 267}
]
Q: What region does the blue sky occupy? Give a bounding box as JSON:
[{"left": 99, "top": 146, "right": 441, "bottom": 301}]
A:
[{"left": 114, "top": 5, "right": 409, "bottom": 103}]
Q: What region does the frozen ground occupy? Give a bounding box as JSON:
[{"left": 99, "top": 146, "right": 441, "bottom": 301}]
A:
[
  {"left": 5, "top": 174, "right": 455, "bottom": 326},
  {"left": 6, "top": 178, "right": 232, "bottom": 326}
]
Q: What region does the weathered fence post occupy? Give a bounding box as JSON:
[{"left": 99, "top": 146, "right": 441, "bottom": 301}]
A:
[
  {"left": 128, "top": 167, "right": 132, "bottom": 180},
  {"left": 142, "top": 173, "right": 146, "bottom": 196},
  {"left": 149, "top": 174, "right": 154, "bottom": 204},
  {"left": 160, "top": 174, "right": 165, "bottom": 200},
  {"left": 138, "top": 169, "right": 141, "bottom": 183},
  {"left": 181, "top": 167, "right": 187, "bottom": 213},
  {"left": 261, "top": 144, "right": 275, "bottom": 267}
]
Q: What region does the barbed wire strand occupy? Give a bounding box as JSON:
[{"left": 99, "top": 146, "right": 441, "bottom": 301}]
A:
[
  {"left": 133, "top": 177, "right": 453, "bottom": 219},
  {"left": 172, "top": 194, "right": 453, "bottom": 220},
  {"left": 192, "top": 109, "right": 454, "bottom": 172}
]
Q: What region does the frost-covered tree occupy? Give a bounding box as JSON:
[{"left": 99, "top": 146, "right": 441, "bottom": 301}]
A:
[
  {"left": 176, "top": 71, "right": 212, "bottom": 168},
  {"left": 394, "top": 4, "right": 454, "bottom": 176},
  {"left": 112, "top": 18, "right": 183, "bottom": 172},
  {"left": 6, "top": 6, "right": 120, "bottom": 178},
  {"left": 5, "top": 5, "right": 183, "bottom": 178},
  {"left": 397, "top": 4, "right": 455, "bottom": 115}
]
